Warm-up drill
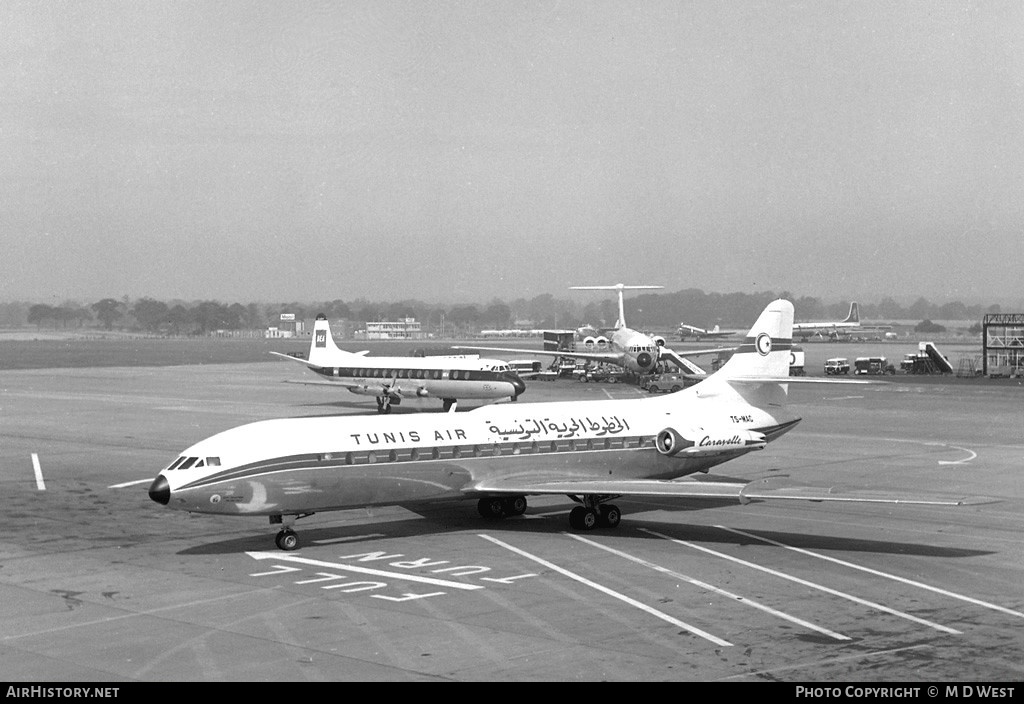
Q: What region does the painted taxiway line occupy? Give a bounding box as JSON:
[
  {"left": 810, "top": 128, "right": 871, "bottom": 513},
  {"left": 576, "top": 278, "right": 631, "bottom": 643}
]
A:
[
  {"left": 109, "top": 478, "right": 154, "bottom": 489},
  {"left": 565, "top": 533, "right": 851, "bottom": 641},
  {"left": 937, "top": 445, "right": 978, "bottom": 465},
  {"left": 246, "top": 552, "right": 484, "bottom": 590},
  {"left": 640, "top": 528, "right": 962, "bottom": 635},
  {"left": 31, "top": 453, "right": 44, "bottom": 491},
  {"left": 717, "top": 524, "right": 1024, "bottom": 620},
  {"left": 478, "top": 533, "right": 733, "bottom": 647}
]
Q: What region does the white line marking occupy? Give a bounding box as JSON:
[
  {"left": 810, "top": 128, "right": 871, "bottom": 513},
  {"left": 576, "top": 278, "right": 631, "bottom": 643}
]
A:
[
  {"left": 31, "top": 453, "right": 45, "bottom": 491},
  {"left": 640, "top": 528, "right": 961, "bottom": 635},
  {"left": 245, "top": 551, "right": 483, "bottom": 590},
  {"left": 478, "top": 533, "right": 732, "bottom": 646},
  {"left": 717, "top": 524, "right": 1024, "bottom": 620},
  {"left": 938, "top": 445, "right": 977, "bottom": 465},
  {"left": 109, "top": 478, "right": 153, "bottom": 489},
  {"left": 311, "top": 533, "right": 387, "bottom": 545},
  {"left": 565, "top": 533, "right": 850, "bottom": 641}
]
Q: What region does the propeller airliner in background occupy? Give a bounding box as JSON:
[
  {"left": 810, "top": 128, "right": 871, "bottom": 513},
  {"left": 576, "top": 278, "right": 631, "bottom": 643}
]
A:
[{"left": 270, "top": 315, "right": 526, "bottom": 413}]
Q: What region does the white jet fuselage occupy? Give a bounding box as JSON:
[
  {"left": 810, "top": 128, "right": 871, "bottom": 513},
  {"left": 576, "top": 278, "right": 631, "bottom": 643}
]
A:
[{"left": 154, "top": 384, "right": 799, "bottom": 517}]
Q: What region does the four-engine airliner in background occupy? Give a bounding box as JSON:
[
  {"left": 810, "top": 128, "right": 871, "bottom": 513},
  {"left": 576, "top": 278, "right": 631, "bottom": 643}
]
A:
[
  {"left": 149, "top": 299, "right": 973, "bottom": 551},
  {"left": 677, "top": 323, "right": 741, "bottom": 341},
  {"left": 270, "top": 315, "right": 526, "bottom": 413},
  {"left": 454, "top": 283, "right": 732, "bottom": 379},
  {"left": 792, "top": 301, "right": 862, "bottom": 340}
]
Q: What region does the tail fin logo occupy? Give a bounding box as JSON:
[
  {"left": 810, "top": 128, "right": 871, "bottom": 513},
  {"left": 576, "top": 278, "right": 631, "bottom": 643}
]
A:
[
  {"left": 755, "top": 333, "right": 772, "bottom": 356},
  {"left": 315, "top": 330, "right": 327, "bottom": 348}
]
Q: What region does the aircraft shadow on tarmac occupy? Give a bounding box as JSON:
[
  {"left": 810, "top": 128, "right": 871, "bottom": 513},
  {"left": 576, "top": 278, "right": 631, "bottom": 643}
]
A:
[{"left": 177, "top": 498, "right": 991, "bottom": 560}]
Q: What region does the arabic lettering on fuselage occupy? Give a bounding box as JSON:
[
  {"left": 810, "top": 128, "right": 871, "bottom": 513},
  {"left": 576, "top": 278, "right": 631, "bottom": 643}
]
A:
[{"left": 487, "top": 415, "right": 631, "bottom": 441}]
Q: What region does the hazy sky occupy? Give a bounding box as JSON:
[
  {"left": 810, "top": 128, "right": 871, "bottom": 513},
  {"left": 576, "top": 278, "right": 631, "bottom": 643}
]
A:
[{"left": 2, "top": 1, "right": 1022, "bottom": 306}]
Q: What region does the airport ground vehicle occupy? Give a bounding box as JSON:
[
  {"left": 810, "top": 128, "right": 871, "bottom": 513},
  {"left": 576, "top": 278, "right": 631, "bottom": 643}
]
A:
[
  {"left": 640, "top": 374, "right": 689, "bottom": 393},
  {"left": 854, "top": 356, "right": 895, "bottom": 375},
  {"left": 824, "top": 357, "right": 850, "bottom": 375}
]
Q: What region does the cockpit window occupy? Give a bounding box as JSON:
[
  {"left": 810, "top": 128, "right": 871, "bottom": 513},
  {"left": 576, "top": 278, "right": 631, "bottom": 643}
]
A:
[
  {"left": 179, "top": 457, "right": 199, "bottom": 470},
  {"left": 165, "top": 456, "right": 187, "bottom": 471},
  {"left": 206, "top": 457, "right": 221, "bottom": 467}
]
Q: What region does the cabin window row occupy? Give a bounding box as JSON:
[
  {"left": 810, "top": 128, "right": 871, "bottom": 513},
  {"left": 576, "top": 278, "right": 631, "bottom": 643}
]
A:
[
  {"left": 321, "top": 367, "right": 491, "bottom": 381},
  {"left": 317, "top": 435, "right": 651, "bottom": 465}
]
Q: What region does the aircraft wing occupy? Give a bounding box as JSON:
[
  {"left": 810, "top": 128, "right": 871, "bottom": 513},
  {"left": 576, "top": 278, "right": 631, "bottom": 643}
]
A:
[
  {"left": 464, "top": 475, "right": 991, "bottom": 506},
  {"left": 466, "top": 476, "right": 751, "bottom": 499},
  {"left": 283, "top": 378, "right": 367, "bottom": 390},
  {"left": 451, "top": 345, "right": 623, "bottom": 366}
]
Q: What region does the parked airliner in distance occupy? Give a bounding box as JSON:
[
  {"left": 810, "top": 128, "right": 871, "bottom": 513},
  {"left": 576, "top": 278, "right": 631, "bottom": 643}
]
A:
[
  {"left": 149, "top": 299, "right": 975, "bottom": 551},
  {"left": 455, "top": 284, "right": 730, "bottom": 379},
  {"left": 677, "top": 323, "right": 741, "bottom": 341},
  {"left": 792, "top": 302, "right": 861, "bottom": 340},
  {"left": 270, "top": 315, "right": 526, "bottom": 413}
]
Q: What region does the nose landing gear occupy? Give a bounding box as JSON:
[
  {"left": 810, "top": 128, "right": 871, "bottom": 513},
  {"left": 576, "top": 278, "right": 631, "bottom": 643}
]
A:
[{"left": 270, "top": 513, "right": 315, "bottom": 551}]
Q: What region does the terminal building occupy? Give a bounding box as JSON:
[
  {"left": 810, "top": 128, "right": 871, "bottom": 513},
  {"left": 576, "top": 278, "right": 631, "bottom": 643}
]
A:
[
  {"left": 364, "top": 318, "right": 426, "bottom": 340},
  {"left": 982, "top": 313, "right": 1024, "bottom": 377}
]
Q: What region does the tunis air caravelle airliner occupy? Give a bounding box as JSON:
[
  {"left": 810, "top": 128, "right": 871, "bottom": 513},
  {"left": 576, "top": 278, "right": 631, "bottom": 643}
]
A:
[{"left": 149, "top": 299, "right": 973, "bottom": 551}]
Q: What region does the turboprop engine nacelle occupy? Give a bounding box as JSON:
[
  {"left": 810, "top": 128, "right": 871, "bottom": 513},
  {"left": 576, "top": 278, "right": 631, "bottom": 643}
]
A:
[{"left": 655, "top": 427, "right": 767, "bottom": 457}]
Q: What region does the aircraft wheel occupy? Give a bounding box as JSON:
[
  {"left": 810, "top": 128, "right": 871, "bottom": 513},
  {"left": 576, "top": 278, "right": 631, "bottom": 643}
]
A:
[
  {"left": 569, "top": 506, "right": 597, "bottom": 530},
  {"left": 503, "top": 495, "right": 527, "bottom": 516},
  {"left": 382, "top": 404, "right": 392, "bottom": 414},
  {"left": 597, "top": 504, "right": 621, "bottom": 528},
  {"left": 275, "top": 529, "right": 300, "bottom": 551},
  {"left": 477, "top": 497, "right": 506, "bottom": 520}
]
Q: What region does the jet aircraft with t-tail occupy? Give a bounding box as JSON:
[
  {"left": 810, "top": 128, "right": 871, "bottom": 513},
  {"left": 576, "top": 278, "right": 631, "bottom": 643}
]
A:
[
  {"left": 454, "top": 284, "right": 730, "bottom": 380},
  {"left": 270, "top": 315, "right": 526, "bottom": 413},
  {"left": 149, "top": 299, "right": 979, "bottom": 551}
]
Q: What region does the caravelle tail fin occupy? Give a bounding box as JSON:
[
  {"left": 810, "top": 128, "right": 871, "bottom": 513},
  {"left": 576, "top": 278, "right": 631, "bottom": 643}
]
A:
[
  {"left": 716, "top": 299, "right": 794, "bottom": 380},
  {"left": 844, "top": 302, "right": 859, "bottom": 324}
]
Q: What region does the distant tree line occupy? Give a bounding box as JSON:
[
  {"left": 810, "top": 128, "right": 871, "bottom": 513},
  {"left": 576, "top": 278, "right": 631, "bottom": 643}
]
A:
[{"left": 0, "top": 290, "right": 1008, "bottom": 335}]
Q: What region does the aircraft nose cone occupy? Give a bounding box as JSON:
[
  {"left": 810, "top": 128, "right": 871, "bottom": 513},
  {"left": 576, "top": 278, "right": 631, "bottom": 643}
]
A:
[
  {"left": 506, "top": 372, "right": 527, "bottom": 398},
  {"left": 148, "top": 475, "right": 170, "bottom": 505}
]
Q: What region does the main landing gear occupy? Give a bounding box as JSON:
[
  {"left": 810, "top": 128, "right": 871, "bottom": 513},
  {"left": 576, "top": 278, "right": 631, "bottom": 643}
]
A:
[
  {"left": 477, "top": 495, "right": 528, "bottom": 519},
  {"left": 375, "top": 395, "right": 396, "bottom": 414},
  {"left": 270, "top": 513, "right": 314, "bottom": 551},
  {"left": 568, "top": 495, "right": 621, "bottom": 530},
  {"left": 476, "top": 494, "right": 622, "bottom": 530}
]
